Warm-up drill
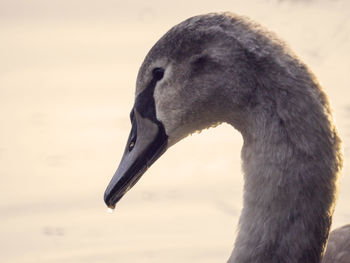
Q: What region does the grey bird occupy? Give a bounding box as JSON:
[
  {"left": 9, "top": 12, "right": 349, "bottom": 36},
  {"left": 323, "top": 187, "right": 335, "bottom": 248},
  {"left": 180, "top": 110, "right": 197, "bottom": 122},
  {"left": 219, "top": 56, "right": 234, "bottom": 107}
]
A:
[{"left": 104, "top": 12, "right": 349, "bottom": 263}]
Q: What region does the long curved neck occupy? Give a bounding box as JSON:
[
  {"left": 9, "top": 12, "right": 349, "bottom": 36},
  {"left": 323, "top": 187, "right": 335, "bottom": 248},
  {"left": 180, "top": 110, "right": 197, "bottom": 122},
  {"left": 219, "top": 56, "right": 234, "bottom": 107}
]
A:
[{"left": 225, "top": 73, "right": 341, "bottom": 263}]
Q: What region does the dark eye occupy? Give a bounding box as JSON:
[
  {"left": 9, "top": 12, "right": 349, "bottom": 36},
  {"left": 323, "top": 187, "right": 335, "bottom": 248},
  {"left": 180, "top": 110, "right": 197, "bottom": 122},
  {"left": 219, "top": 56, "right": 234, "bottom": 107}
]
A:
[{"left": 152, "top": 67, "right": 164, "bottom": 81}]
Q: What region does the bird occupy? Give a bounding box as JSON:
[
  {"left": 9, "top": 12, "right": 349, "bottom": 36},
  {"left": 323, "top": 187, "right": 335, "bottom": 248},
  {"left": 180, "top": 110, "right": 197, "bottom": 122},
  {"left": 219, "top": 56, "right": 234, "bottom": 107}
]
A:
[
  {"left": 104, "top": 12, "right": 349, "bottom": 262},
  {"left": 323, "top": 224, "right": 350, "bottom": 262}
]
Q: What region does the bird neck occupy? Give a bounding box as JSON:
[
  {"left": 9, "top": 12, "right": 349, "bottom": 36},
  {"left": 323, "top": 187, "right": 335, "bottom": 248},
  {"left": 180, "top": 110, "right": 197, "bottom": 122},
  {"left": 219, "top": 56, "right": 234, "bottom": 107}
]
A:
[{"left": 226, "top": 83, "right": 341, "bottom": 262}]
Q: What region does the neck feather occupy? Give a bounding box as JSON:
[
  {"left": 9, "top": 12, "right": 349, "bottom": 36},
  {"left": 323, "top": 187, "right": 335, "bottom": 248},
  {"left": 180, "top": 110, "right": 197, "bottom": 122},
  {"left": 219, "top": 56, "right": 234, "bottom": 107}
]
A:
[{"left": 226, "top": 78, "right": 342, "bottom": 263}]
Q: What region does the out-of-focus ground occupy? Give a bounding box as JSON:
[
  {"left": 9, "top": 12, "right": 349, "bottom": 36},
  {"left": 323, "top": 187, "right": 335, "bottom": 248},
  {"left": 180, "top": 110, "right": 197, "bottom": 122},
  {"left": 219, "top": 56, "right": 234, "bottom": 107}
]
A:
[{"left": 0, "top": 0, "right": 349, "bottom": 262}]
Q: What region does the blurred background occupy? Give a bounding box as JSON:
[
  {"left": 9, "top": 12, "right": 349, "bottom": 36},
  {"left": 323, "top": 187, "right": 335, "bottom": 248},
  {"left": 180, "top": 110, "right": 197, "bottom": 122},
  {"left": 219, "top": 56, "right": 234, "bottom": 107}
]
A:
[{"left": 1, "top": 0, "right": 349, "bottom": 262}]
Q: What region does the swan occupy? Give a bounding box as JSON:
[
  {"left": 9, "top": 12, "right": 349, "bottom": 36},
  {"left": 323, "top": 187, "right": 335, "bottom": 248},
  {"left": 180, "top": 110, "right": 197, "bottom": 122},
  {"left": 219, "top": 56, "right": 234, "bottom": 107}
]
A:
[{"left": 103, "top": 12, "right": 349, "bottom": 262}]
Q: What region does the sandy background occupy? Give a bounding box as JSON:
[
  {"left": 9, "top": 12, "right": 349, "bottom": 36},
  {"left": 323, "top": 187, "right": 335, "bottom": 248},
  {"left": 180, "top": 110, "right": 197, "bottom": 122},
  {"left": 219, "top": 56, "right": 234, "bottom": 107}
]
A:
[{"left": 1, "top": 0, "right": 349, "bottom": 262}]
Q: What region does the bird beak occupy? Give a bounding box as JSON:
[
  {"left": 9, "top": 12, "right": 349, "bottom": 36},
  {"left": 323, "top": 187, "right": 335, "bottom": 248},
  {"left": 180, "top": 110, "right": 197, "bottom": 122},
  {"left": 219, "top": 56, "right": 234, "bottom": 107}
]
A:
[{"left": 104, "top": 109, "right": 168, "bottom": 208}]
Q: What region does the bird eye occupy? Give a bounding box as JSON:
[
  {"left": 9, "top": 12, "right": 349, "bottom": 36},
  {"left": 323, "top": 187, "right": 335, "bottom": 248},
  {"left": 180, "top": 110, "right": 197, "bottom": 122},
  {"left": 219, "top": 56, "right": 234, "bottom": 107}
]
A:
[{"left": 152, "top": 67, "right": 164, "bottom": 81}]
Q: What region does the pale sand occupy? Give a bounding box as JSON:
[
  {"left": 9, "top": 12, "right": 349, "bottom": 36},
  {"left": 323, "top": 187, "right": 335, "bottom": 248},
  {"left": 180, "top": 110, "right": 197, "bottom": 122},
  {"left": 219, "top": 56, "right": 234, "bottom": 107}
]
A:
[{"left": 0, "top": 0, "right": 349, "bottom": 262}]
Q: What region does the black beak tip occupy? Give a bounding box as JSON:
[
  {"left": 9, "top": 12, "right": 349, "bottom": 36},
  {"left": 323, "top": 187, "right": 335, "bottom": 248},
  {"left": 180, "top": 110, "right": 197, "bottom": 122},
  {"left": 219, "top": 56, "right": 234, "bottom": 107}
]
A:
[
  {"left": 104, "top": 190, "right": 115, "bottom": 209},
  {"left": 104, "top": 186, "right": 125, "bottom": 209}
]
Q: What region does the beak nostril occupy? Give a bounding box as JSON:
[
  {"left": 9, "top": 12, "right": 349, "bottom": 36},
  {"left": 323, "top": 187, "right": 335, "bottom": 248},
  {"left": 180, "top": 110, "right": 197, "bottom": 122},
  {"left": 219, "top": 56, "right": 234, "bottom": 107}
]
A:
[{"left": 129, "top": 141, "right": 135, "bottom": 151}]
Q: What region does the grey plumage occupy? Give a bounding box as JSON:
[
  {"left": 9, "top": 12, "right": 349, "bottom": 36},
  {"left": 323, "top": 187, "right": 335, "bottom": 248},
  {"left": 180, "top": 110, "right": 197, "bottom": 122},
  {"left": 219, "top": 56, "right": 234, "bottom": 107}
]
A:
[
  {"left": 323, "top": 224, "right": 350, "bottom": 262},
  {"left": 107, "top": 12, "right": 349, "bottom": 262}
]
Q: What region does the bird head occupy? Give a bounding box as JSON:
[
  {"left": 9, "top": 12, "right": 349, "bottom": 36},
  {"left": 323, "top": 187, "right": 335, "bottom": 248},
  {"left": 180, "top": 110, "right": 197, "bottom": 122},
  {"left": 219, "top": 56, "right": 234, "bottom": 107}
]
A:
[{"left": 104, "top": 13, "right": 262, "bottom": 208}]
